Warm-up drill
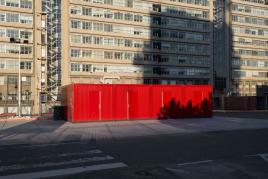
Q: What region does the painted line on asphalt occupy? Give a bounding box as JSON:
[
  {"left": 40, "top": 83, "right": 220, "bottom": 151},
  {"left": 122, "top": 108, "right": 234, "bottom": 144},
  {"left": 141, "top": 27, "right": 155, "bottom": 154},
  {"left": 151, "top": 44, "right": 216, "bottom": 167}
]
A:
[
  {"left": 177, "top": 160, "right": 213, "bottom": 166},
  {"left": 166, "top": 167, "right": 189, "bottom": 174},
  {"left": 0, "top": 155, "right": 114, "bottom": 172},
  {"left": 0, "top": 149, "right": 103, "bottom": 164},
  {"left": 0, "top": 162, "right": 127, "bottom": 179},
  {"left": 259, "top": 154, "right": 268, "bottom": 162}
]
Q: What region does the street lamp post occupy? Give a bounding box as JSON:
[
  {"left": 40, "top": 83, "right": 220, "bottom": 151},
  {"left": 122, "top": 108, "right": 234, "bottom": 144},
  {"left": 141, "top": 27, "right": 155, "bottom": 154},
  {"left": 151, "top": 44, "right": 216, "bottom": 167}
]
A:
[{"left": 10, "top": 37, "right": 28, "bottom": 117}]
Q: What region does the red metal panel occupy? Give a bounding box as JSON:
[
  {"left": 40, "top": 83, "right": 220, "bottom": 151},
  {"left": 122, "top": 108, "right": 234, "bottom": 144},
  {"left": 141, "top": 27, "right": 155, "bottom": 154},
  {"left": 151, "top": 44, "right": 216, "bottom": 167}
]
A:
[
  {"left": 61, "top": 84, "right": 212, "bottom": 122},
  {"left": 73, "top": 84, "right": 100, "bottom": 122},
  {"left": 110, "top": 85, "right": 127, "bottom": 120},
  {"left": 100, "top": 85, "right": 113, "bottom": 120},
  {"left": 128, "top": 85, "right": 151, "bottom": 119}
]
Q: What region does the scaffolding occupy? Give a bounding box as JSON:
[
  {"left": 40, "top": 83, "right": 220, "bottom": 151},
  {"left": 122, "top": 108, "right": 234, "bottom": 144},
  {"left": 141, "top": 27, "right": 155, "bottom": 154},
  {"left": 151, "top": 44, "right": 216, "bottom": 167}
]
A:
[{"left": 42, "top": 0, "right": 62, "bottom": 112}]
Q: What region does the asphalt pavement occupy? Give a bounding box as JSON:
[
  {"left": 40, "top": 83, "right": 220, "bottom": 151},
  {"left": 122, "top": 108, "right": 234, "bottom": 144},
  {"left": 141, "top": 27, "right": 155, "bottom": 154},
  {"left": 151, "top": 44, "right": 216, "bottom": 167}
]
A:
[
  {"left": 0, "top": 128, "right": 267, "bottom": 178},
  {"left": 0, "top": 116, "right": 268, "bottom": 178}
]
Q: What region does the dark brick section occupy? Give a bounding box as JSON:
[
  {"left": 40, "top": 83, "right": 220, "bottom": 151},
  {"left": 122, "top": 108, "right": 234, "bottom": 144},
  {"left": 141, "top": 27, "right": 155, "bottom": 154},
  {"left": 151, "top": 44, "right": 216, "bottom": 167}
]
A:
[{"left": 214, "top": 96, "right": 268, "bottom": 110}]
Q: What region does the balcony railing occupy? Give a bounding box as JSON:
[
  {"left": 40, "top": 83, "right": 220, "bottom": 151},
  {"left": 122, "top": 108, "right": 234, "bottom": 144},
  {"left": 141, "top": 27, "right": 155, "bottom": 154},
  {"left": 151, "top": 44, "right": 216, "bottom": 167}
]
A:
[{"left": 0, "top": 100, "right": 34, "bottom": 105}]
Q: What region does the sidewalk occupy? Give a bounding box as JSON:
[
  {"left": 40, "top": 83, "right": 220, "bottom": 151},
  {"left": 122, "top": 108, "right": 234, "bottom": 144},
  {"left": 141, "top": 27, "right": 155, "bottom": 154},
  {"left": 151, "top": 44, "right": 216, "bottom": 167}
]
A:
[{"left": 1, "top": 116, "right": 268, "bottom": 146}]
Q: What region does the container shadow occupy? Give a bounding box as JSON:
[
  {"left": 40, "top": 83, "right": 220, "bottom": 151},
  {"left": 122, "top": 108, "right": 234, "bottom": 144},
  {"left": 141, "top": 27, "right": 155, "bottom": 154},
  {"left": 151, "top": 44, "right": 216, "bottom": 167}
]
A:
[{"left": 158, "top": 98, "right": 213, "bottom": 120}]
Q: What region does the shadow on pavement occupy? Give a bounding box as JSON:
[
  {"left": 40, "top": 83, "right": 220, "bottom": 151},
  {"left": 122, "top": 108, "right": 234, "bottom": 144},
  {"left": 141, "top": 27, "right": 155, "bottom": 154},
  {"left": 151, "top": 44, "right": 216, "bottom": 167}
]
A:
[{"left": 0, "top": 119, "right": 66, "bottom": 141}]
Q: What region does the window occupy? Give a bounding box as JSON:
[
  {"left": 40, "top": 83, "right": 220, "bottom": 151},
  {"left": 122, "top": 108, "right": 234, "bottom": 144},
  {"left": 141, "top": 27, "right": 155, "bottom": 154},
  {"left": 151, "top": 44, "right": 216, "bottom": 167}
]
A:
[
  {"left": 115, "top": 38, "right": 124, "bottom": 46},
  {"left": 93, "top": 37, "right": 103, "bottom": 45},
  {"left": 0, "top": 12, "right": 5, "bottom": 21},
  {"left": 20, "top": 45, "right": 32, "bottom": 54},
  {"left": 153, "top": 4, "right": 161, "bottom": 12},
  {"left": 104, "top": 10, "right": 113, "bottom": 18},
  {"left": 104, "top": 0, "right": 112, "bottom": 5},
  {"left": 6, "top": 0, "right": 19, "bottom": 7},
  {"left": 126, "top": 0, "right": 133, "bottom": 7},
  {"left": 20, "top": 30, "right": 32, "bottom": 40},
  {"left": 82, "top": 64, "right": 91, "bottom": 72},
  {"left": 82, "top": 7, "right": 92, "bottom": 16},
  {"left": 125, "top": 39, "right": 132, "bottom": 47},
  {"left": 153, "top": 17, "right": 161, "bottom": 25},
  {"left": 0, "top": 44, "right": 5, "bottom": 53},
  {"left": 152, "top": 29, "right": 161, "bottom": 37},
  {"left": 0, "top": 76, "right": 5, "bottom": 85},
  {"left": 104, "top": 51, "right": 113, "bottom": 59},
  {"left": 7, "top": 76, "right": 17, "bottom": 84},
  {"left": 104, "top": 38, "right": 113, "bottom": 46},
  {"left": 70, "top": 49, "right": 80, "bottom": 57},
  {"left": 6, "top": 13, "right": 19, "bottom": 22},
  {"left": 114, "top": 12, "right": 123, "bottom": 19},
  {"left": 8, "top": 93, "right": 17, "bottom": 101},
  {"left": 20, "top": 61, "right": 32, "bottom": 70},
  {"left": 71, "top": 63, "right": 80, "bottom": 71},
  {"left": 71, "top": 35, "right": 81, "bottom": 43},
  {"left": 20, "top": 0, "right": 32, "bottom": 9},
  {"left": 0, "top": 0, "right": 5, "bottom": 6},
  {"left": 124, "top": 13, "right": 133, "bottom": 21},
  {"left": 114, "top": 52, "right": 124, "bottom": 59},
  {"left": 71, "top": 20, "right": 81, "bottom": 29},
  {"left": 6, "top": 44, "right": 19, "bottom": 54},
  {"left": 82, "top": 36, "right": 91, "bottom": 44},
  {"left": 7, "top": 29, "right": 19, "bottom": 38},
  {"left": 70, "top": 6, "right": 81, "bottom": 15},
  {"left": 82, "top": 21, "right": 91, "bottom": 30},
  {"left": 93, "top": 22, "right": 103, "bottom": 31},
  {"left": 153, "top": 42, "right": 161, "bottom": 50},
  {"left": 92, "top": 9, "right": 103, "bottom": 17},
  {"left": 104, "top": 24, "right": 113, "bottom": 32},
  {"left": 82, "top": 50, "right": 92, "bottom": 57},
  {"left": 124, "top": 52, "right": 134, "bottom": 60},
  {"left": 0, "top": 60, "right": 6, "bottom": 69},
  {"left": 20, "top": 15, "right": 33, "bottom": 24},
  {"left": 134, "top": 15, "right": 143, "bottom": 22}
]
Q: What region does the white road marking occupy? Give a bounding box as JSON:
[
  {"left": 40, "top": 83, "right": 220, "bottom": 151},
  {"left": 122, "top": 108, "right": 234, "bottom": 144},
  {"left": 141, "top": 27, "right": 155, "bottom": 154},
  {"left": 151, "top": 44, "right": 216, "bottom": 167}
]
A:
[
  {"left": 0, "top": 149, "right": 103, "bottom": 164},
  {"left": 166, "top": 167, "right": 189, "bottom": 174},
  {"left": 259, "top": 154, "right": 268, "bottom": 162},
  {"left": 0, "top": 162, "right": 127, "bottom": 179},
  {"left": 0, "top": 156, "right": 114, "bottom": 172},
  {"left": 177, "top": 160, "right": 213, "bottom": 166},
  {"left": 247, "top": 153, "right": 268, "bottom": 162}
]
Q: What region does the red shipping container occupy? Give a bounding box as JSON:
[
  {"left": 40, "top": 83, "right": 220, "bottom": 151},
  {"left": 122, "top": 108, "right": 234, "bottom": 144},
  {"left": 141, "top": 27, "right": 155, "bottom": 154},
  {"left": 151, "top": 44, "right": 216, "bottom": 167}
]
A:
[{"left": 61, "top": 84, "right": 212, "bottom": 123}]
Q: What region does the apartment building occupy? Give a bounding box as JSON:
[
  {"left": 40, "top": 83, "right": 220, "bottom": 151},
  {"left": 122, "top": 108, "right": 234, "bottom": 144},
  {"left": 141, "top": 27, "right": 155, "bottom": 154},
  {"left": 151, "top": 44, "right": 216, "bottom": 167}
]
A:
[
  {"left": 214, "top": 0, "right": 268, "bottom": 96},
  {"left": 0, "top": 0, "right": 214, "bottom": 115},
  {"left": 0, "top": 0, "right": 47, "bottom": 115},
  {"left": 61, "top": 0, "right": 214, "bottom": 86}
]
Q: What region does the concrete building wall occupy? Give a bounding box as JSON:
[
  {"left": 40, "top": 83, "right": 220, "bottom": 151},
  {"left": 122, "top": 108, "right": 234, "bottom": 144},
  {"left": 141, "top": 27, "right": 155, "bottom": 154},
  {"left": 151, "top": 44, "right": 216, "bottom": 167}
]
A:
[
  {"left": 214, "top": 0, "right": 268, "bottom": 96},
  {"left": 61, "top": 0, "right": 213, "bottom": 87},
  {"left": 0, "top": 0, "right": 45, "bottom": 115}
]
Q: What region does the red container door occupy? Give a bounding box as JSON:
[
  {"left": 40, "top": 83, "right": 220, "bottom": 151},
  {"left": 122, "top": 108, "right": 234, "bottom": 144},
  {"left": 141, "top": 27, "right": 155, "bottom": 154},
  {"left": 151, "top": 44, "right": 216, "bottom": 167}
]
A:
[
  {"left": 75, "top": 89, "right": 100, "bottom": 121},
  {"left": 88, "top": 91, "right": 101, "bottom": 120},
  {"left": 128, "top": 90, "right": 137, "bottom": 119},
  {"left": 100, "top": 86, "right": 113, "bottom": 120},
  {"left": 112, "top": 86, "right": 128, "bottom": 120}
]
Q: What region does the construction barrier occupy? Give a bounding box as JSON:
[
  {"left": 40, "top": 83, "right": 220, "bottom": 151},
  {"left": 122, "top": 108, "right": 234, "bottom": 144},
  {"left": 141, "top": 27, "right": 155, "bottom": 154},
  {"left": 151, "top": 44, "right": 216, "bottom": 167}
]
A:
[{"left": 61, "top": 84, "right": 212, "bottom": 122}]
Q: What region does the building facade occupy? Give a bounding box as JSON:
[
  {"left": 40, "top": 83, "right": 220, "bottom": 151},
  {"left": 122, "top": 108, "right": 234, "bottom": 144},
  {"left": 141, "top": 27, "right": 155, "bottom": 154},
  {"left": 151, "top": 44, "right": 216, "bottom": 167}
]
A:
[
  {"left": 0, "top": 0, "right": 47, "bottom": 115},
  {"left": 214, "top": 0, "right": 268, "bottom": 96},
  {"left": 1, "top": 0, "right": 215, "bottom": 115},
  {"left": 61, "top": 0, "right": 213, "bottom": 87}
]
